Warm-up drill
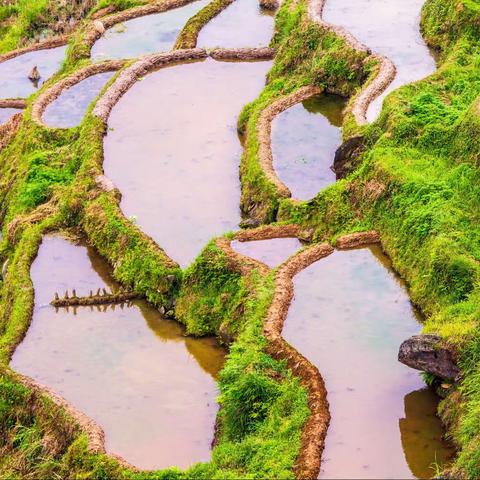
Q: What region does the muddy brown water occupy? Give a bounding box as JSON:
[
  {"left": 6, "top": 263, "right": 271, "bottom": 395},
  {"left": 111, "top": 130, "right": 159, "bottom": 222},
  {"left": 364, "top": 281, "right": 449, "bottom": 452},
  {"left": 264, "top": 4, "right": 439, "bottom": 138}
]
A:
[
  {"left": 10, "top": 235, "right": 225, "bottom": 470},
  {"left": 272, "top": 94, "right": 346, "bottom": 200},
  {"left": 323, "top": 0, "right": 436, "bottom": 121},
  {"left": 43, "top": 72, "right": 115, "bottom": 128},
  {"left": 282, "top": 246, "right": 455, "bottom": 479},
  {"left": 0, "top": 46, "right": 67, "bottom": 99},
  {"left": 197, "top": 0, "right": 275, "bottom": 48},
  {"left": 91, "top": 0, "right": 210, "bottom": 61},
  {"left": 231, "top": 237, "right": 302, "bottom": 267},
  {"left": 104, "top": 58, "right": 271, "bottom": 268},
  {"left": 0, "top": 107, "right": 22, "bottom": 123}
]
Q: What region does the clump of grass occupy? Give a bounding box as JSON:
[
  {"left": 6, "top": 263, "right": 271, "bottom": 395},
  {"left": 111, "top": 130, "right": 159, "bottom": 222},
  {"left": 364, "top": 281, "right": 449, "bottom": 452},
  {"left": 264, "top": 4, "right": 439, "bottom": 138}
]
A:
[{"left": 238, "top": 0, "right": 369, "bottom": 223}]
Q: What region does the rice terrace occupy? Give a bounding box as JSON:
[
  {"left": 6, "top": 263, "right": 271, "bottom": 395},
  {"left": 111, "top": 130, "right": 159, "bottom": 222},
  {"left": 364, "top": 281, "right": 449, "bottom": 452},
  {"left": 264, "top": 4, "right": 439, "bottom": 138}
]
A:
[{"left": 0, "top": 0, "right": 479, "bottom": 478}]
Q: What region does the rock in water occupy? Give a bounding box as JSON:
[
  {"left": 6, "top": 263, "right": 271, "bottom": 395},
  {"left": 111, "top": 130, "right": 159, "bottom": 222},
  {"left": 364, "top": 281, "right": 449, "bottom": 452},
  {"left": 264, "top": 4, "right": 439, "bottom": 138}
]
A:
[
  {"left": 28, "top": 66, "right": 40, "bottom": 83},
  {"left": 398, "top": 334, "right": 460, "bottom": 381}
]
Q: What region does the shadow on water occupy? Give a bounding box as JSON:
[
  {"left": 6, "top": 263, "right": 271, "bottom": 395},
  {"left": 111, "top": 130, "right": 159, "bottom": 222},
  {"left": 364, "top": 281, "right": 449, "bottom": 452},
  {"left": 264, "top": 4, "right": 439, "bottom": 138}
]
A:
[
  {"left": 400, "top": 388, "right": 456, "bottom": 479},
  {"left": 10, "top": 235, "right": 225, "bottom": 470},
  {"left": 282, "top": 245, "right": 453, "bottom": 479},
  {"left": 272, "top": 94, "right": 346, "bottom": 200}
]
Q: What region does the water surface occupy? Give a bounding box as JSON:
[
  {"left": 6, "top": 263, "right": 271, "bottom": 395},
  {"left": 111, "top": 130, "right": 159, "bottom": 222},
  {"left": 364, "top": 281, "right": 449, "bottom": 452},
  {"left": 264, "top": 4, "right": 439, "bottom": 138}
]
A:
[
  {"left": 0, "top": 46, "right": 66, "bottom": 99},
  {"left": 231, "top": 237, "right": 302, "bottom": 267},
  {"left": 0, "top": 108, "right": 22, "bottom": 124},
  {"left": 43, "top": 72, "right": 115, "bottom": 128},
  {"left": 91, "top": 0, "right": 210, "bottom": 61},
  {"left": 282, "top": 246, "right": 454, "bottom": 479},
  {"left": 104, "top": 58, "right": 271, "bottom": 267},
  {"left": 197, "top": 0, "right": 275, "bottom": 48},
  {"left": 323, "top": 0, "right": 436, "bottom": 121},
  {"left": 272, "top": 94, "right": 345, "bottom": 200},
  {"left": 11, "top": 236, "right": 225, "bottom": 470}
]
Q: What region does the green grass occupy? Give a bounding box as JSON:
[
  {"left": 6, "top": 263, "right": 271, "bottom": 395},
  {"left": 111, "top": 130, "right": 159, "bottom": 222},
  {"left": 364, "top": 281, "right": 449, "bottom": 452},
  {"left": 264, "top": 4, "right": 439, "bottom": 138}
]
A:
[
  {"left": 175, "top": 241, "right": 310, "bottom": 478},
  {"left": 2, "top": 0, "right": 480, "bottom": 477},
  {"left": 0, "top": 0, "right": 315, "bottom": 477},
  {"left": 0, "top": 0, "right": 48, "bottom": 53},
  {"left": 238, "top": 0, "right": 371, "bottom": 223},
  {"left": 275, "top": 1, "right": 480, "bottom": 476}
]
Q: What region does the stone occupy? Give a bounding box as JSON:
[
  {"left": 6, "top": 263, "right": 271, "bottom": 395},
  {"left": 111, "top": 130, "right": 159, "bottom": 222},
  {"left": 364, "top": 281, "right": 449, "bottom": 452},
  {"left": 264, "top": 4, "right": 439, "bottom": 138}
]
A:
[
  {"left": 95, "top": 174, "right": 116, "bottom": 193},
  {"left": 93, "top": 20, "right": 105, "bottom": 34},
  {"left": 219, "top": 322, "right": 234, "bottom": 346},
  {"left": 239, "top": 217, "right": 260, "bottom": 229},
  {"left": 28, "top": 66, "right": 41, "bottom": 82},
  {"left": 333, "top": 135, "right": 366, "bottom": 179},
  {"left": 398, "top": 334, "right": 460, "bottom": 381}
]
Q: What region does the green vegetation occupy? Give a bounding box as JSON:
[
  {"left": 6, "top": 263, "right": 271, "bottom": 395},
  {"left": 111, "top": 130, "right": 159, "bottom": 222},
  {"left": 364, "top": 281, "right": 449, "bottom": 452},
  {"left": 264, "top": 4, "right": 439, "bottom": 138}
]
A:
[
  {"left": 0, "top": 0, "right": 312, "bottom": 477},
  {"left": 238, "top": 0, "right": 371, "bottom": 223},
  {"left": 0, "top": 0, "right": 49, "bottom": 52},
  {"left": 0, "top": 0, "right": 100, "bottom": 53},
  {"left": 274, "top": 0, "right": 480, "bottom": 476},
  {"left": 2, "top": 0, "right": 480, "bottom": 477},
  {"left": 174, "top": 0, "right": 234, "bottom": 49},
  {"left": 175, "top": 241, "right": 310, "bottom": 479}
]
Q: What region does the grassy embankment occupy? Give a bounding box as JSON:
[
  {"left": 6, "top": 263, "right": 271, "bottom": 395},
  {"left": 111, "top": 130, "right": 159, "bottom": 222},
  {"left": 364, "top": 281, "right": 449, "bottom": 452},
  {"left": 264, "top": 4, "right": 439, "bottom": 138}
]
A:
[
  {"left": 237, "top": 0, "right": 376, "bottom": 223},
  {"left": 0, "top": 0, "right": 151, "bottom": 55},
  {"left": 276, "top": 0, "right": 478, "bottom": 475},
  {"left": 182, "top": 0, "right": 480, "bottom": 476},
  {"left": 3, "top": 0, "right": 479, "bottom": 477},
  {"left": 0, "top": 1, "right": 178, "bottom": 477},
  {"left": 0, "top": 0, "right": 355, "bottom": 477}
]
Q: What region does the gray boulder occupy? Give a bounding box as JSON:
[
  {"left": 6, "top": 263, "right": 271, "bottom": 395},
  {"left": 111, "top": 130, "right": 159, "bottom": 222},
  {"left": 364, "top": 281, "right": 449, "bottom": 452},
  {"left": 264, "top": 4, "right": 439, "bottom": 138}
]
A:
[{"left": 398, "top": 334, "right": 460, "bottom": 381}]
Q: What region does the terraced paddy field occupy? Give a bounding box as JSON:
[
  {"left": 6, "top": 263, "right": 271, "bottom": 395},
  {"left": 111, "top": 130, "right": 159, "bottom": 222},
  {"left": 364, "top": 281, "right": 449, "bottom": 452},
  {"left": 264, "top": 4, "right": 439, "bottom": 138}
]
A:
[{"left": 1, "top": 0, "right": 479, "bottom": 478}]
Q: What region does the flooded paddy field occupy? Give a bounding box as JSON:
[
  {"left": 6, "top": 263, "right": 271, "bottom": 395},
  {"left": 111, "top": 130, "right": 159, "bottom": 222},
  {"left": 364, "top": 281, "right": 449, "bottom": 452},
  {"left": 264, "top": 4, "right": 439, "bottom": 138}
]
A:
[
  {"left": 283, "top": 246, "right": 454, "bottom": 478},
  {"left": 10, "top": 236, "right": 225, "bottom": 470},
  {"left": 0, "top": 0, "right": 467, "bottom": 476},
  {"left": 271, "top": 94, "right": 346, "bottom": 200},
  {"left": 0, "top": 46, "right": 66, "bottom": 99},
  {"left": 231, "top": 237, "right": 302, "bottom": 267},
  {"left": 91, "top": 0, "right": 210, "bottom": 61},
  {"left": 323, "top": 0, "right": 437, "bottom": 121},
  {"left": 197, "top": 0, "right": 275, "bottom": 48},
  {"left": 104, "top": 58, "right": 271, "bottom": 268},
  {"left": 0, "top": 108, "right": 22, "bottom": 124},
  {"left": 43, "top": 72, "right": 115, "bottom": 128}
]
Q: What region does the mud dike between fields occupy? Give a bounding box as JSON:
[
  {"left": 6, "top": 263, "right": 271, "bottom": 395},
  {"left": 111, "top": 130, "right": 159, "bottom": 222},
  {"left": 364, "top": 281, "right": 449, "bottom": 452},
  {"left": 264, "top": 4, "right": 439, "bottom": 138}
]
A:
[{"left": 4, "top": 0, "right": 453, "bottom": 477}]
